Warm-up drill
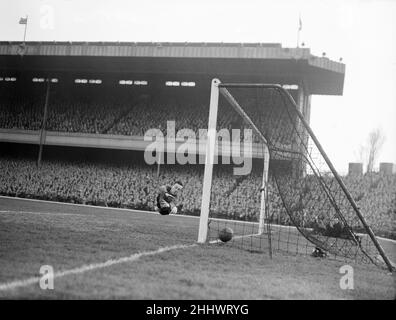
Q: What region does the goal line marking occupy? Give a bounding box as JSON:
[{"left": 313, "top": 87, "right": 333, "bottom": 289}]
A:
[
  {"left": 0, "top": 210, "right": 92, "bottom": 217},
  {"left": 208, "top": 232, "right": 263, "bottom": 244},
  {"left": 0, "top": 243, "right": 197, "bottom": 292}
]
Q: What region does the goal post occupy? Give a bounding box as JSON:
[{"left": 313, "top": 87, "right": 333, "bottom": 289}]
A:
[
  {"left": 258, "top": 145, "right": 270, "bottom": 235},
  {"left": 198, "top": 78, "right": 220, "bottom": 244},
  {"left": 197, "top": 78, "right": 394, "bottom": 273},
  {"left": 198, "top": 79, "right": 272, "bottom": 253}
]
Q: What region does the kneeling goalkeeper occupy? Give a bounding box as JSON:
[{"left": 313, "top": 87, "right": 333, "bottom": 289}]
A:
[{"left": 156, "top": 181, "right": 183, "bottom": 215}]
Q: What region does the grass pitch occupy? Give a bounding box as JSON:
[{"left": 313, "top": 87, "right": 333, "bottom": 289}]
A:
[{"left": 0, "top": 197, "right": 395, "bottom": 299}]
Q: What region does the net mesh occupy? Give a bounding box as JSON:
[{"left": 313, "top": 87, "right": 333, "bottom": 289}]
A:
[{"left": 206, "top": 84, "right": 391, "bottom": 270}]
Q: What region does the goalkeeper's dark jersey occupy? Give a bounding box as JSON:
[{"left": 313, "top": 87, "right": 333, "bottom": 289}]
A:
[{"left": 156, "top": 185, "right": 177, "bottom": 209}]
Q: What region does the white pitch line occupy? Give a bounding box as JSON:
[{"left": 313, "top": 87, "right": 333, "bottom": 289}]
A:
[
  {"left": 0, "top": 210, "right": 92, "bottom": 218},
  {"left": 0, "top": 195, "right": 152, "bottom": 215},
  {"left": 375, "top": 236, "right": 396, "bottom": 244},
  {"left": 0, "top": 243, "right": 197, "bottom": 292},
  {"left": 0, "top": 231, "right": 262, "bottom": 292},
  {"left": 208, "top": 232, "right": 262, "bottom": 244}
]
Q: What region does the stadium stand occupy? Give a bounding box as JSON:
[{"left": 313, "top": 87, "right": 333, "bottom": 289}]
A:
[
  {"left": 0, "top": 86, "right": 292, "bottom": 141},
  {"left": 0, "top": 88, "right": 44, "bottom": 130}
]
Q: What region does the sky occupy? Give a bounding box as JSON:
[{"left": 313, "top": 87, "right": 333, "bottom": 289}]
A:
[{"left": 1, "top": 0, "right": 395, "bottom": 174}]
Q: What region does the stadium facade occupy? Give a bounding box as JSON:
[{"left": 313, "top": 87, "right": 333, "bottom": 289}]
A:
[{"left": 0, "top": 41, "right": 345, "bottom": 159}]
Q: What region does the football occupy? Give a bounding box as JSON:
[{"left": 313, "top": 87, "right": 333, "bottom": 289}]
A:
[{"left": 218, "top": 227, "right": 233, "bottom": 242}]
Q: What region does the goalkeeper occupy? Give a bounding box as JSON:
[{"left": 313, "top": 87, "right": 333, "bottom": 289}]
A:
[{"left": 155, "top": 181, "right": 183, "bottom": 215}]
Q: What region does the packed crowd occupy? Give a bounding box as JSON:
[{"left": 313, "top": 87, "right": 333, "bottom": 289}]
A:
[
  {"left": 107, "top": 99, "right": 211, "bottom": 137},
  {"left": 0, "top": 156, "right": 394, "bottom": 238},
  {"left": 0, "top": 87, "right": 294, "bottom": 144},
  {"left": 0, "top": 88, "right": 139, "bottom": 134},
  {"left": 345, "top": 173, "right": 396, "bottom": 236},
  {"left": 0, "top": 93, "right": 44, "bottom": 130},
  {"left": 0, "top": 88, "right": 206, "bottom": 135}
]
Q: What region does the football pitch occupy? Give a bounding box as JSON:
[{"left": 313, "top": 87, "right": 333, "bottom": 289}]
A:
[{"left": 0, "top": 196, "right": 395, "bottom": 299}]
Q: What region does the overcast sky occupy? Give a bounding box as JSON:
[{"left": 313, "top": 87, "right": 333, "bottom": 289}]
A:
[{"left": 1, "top": 0, "right": 395, "bottom": 174}]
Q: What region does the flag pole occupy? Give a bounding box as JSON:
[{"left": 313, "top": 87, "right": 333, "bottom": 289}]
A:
[
  {"left": 22, "top": 15, "right": 28, "bottom": 43},
  {"left": 37, "top": 78, "right": 51, "bottom": 168},
  {"left": 297, "top": 14, "right": 302, "bottom": 48},
  {"left": 297, "top": 30, "right": 300, "bottom": 48}
]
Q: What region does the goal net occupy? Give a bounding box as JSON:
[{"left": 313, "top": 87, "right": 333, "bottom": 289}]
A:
[{"left": 198, "top": 79, "right": 394, "bottom": 272}]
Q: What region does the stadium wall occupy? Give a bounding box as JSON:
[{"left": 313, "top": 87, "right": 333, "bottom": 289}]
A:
[{"left": 0, "top": 129, "right": 270, "bottom": 159}]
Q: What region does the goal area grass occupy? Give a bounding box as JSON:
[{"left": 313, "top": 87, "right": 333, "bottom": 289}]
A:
[{"left": 0, "top": 197, "right": 394, "bottom": 299}]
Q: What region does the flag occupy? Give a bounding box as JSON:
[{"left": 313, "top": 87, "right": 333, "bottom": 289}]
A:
[
  {"left": 19, "top": 17, "right": 27, "bottom": 25},
  {"left": 298, "top": 15, "right": 302, "bottom": 31}
]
